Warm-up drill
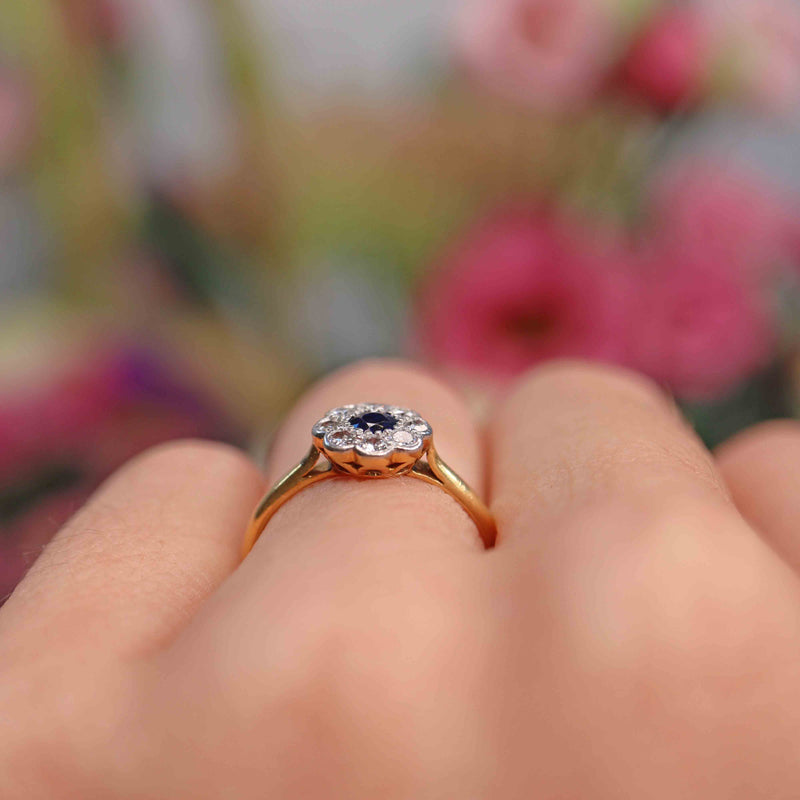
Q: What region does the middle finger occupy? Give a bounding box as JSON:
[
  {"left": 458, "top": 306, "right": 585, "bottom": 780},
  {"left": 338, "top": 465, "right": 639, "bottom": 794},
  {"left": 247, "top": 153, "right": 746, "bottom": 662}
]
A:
[{"left": 490, "top": 360, "right": 732, "bottom": 549}]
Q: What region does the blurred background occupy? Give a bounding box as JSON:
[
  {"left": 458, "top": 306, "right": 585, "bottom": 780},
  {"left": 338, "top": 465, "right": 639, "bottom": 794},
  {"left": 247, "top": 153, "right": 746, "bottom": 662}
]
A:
[{"left": 1, "top": 0, "right": 800, "bottom": 599}]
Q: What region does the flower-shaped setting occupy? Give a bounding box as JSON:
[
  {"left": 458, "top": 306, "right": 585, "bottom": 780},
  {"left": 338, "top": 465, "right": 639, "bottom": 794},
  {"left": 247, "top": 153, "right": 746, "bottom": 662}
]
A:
[{"left": 312, "top": 403, "right": 433, "bottom": 477}]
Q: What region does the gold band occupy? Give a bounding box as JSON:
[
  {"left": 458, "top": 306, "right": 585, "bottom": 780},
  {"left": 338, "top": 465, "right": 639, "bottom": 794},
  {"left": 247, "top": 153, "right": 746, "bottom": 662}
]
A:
[{"left": 242, "top": 439, "right": 496, "bottom": 557}]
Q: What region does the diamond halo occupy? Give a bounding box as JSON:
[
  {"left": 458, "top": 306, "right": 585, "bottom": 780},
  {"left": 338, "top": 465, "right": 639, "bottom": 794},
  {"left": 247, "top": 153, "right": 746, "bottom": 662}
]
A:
[{"left": 312, "top": 403, "right": 433, "bottom": 477}]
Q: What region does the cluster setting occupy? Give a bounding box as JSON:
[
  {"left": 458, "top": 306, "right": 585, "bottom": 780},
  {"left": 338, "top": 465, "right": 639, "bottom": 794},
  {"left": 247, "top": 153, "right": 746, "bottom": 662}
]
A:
[{"left": 312, "top": 403, "right": 433, "bottom": 476}]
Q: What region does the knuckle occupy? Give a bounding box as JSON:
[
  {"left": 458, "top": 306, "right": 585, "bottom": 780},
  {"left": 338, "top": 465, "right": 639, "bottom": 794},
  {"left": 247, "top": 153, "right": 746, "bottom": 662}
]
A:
[
  {"left": 591, "top": 436, "right": 724, "bottom": 497},
  {"left": 240, "top": 568, "right": 485, "bottom": 750},
  {"left": 0, "top": 666, "right": 124, "bottom": 799},
  {"left": 130, "top": 438, "right": 253, "bottom": 473},
  {"left": 505, "top": 359, "right": 673, "bottom": 419},
  {"left": 314, "top": 358, "right": 468, "bottom": 412},
  {"left": 593, "top": 507, "right": 796, "bottom": 685},
  {"left": 718, "top": 418, "right": 800, "bottom": 465},
  {"left": 121, "top": 439, "right": 259, "bottom": 486},
  {"left": 555, "top": 499, "right": 800, "bottom": 746},
  {"left": 332, "top": 357, "right": 438, "bottom": 385}
]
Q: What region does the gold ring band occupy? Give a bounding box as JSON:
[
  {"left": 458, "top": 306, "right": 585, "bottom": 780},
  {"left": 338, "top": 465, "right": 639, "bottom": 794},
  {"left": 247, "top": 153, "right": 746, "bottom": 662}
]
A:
[{"left": 242, "top": 403, "right": 496, "bottom": 557}]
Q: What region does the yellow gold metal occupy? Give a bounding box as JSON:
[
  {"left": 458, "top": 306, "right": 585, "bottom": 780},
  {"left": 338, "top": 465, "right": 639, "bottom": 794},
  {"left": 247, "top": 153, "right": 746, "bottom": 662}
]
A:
[{"left": 242, "top": 439, "right": 496, "bottom": 557}]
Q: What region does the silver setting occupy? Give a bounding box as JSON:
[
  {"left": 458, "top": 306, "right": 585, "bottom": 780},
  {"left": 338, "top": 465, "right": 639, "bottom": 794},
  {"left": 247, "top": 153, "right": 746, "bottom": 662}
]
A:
[{"left": 312, "top": 403, "right": 433, "bottom": 477}]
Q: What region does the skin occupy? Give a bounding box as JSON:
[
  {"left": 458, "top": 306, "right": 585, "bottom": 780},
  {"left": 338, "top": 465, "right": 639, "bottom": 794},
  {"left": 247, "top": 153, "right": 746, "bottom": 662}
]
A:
[{"left": 1, "top": 358, "right": 799, "bottom": 799}]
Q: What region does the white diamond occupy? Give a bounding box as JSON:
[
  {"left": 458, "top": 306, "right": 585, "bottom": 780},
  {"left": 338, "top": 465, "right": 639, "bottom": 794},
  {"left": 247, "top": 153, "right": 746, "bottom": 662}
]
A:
[
  {"left": 325, "top": 430, "right": 355, "bottom": 449},
  {"left": 358, "top": 433, "right": 392, "bottom": 454},
  {"left": 393, "top": 429, "right": 416, "bottom": 446},
  {"left": 407, "top": 417, "right": 431, "bottom": 434},
  {"left": 313, "top": 419, "right": 339, "bottom": 435}
]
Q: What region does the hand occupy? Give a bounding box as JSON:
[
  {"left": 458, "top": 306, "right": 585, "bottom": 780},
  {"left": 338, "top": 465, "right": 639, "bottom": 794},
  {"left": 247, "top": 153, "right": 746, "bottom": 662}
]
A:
[{"left": 2, "top": 360, "right": 800, "bottom": 799}]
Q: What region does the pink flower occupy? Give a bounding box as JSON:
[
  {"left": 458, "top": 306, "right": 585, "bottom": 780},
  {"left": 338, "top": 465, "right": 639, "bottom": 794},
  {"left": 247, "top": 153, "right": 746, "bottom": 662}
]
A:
[
  {"left": 617, "top": 0, "right": 800, "bottom": 114},
  {"left": 631, "top": 245, "right": 775, "bottom": 400},
  {"left": 618, "top": 6, "right": 713, "bottom": 112},
  {"left": 417, "top": 201, "right": 779, "bottom": 401},
  {"left": 634, "top": 158, "right": 788, "bottom": 398},
  {"left": 454, "top": 0, "right": 619, "bottom": 111},
  {"left": 701, "top": 0, "right": 800, "bottom": 114},
  {"left": 735, "top": 0, "right": 800, "bottom": 113},
  {"left": 417, "top": 206, "right": 638, "bottom": 377},
  {"left": 648, "top": 158, "right": 797, "bottom": 282}
]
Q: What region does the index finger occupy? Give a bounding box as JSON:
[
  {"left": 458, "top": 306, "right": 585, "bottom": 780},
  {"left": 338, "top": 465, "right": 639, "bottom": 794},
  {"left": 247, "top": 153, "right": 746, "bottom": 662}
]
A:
[{"left": 0, "top": 441, "right": 264, "bottom": 663}]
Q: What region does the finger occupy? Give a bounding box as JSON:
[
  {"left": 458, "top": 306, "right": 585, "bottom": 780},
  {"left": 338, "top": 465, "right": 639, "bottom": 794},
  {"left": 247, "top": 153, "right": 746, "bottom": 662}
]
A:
[
  {"left": 148, "top": 360, "right": 487, "bottom": 786},
  {"left": 0, "top": 441, "right": 264, "bottom": 662},
  {"left": 491, "top": 360, "right": 734, "bottom": 548},
  {"left": 716, "top": 420, "right": 800, "bottom": 573},
  {"left": 169, "top": 360, "right": 484, "bottom": 667},
  {"left": 488, "top": 363, "right": 800, "bottom": 736},
  {"left": 487, "top": 370, "right": 800, "bottom": 800}
]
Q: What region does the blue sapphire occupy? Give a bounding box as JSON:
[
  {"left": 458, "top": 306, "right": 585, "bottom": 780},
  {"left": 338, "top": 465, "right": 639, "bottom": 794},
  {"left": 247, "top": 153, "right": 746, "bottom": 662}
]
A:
[{"left": 349, "top": 411, "right": 397, "bottom": 433}]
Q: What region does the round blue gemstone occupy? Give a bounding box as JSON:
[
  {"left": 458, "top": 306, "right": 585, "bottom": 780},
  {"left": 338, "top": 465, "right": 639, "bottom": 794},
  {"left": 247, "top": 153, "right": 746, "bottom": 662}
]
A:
[{"left": 349, "top": 412, "right": 397, "bottom": 433}]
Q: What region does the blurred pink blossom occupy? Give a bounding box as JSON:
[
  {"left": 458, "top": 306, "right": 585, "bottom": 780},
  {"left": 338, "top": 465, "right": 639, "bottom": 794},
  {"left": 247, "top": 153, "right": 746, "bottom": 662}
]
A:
[
  {"left": 417, "top": 201, "right": 778, "bottom": 401},
  {"left": 631, "top": 246, "right": 775, "bottom": 400},
  {"left": 618, "top": 6, "right": 713, "bottom": 111},
  {"left": 648, "top": 158, "right": 797, "bottom": 281},
  {"left": 702, "top": 0, "right": 800, "bottom": 113},
  {"left": 735, "top": 0, "right": 800, "bottom": 113},
  {"left": 417, "top": 206, "right": 637, "bottom": 376},
  {"left": 454, "top": 0, "right": 618, "bottom": 111}
]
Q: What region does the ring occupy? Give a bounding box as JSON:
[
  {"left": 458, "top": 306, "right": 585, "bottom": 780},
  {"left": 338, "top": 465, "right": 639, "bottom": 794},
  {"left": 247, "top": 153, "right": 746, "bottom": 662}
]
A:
[{"left": 242, "top": 402, "right": 496, "bottom": 556}]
